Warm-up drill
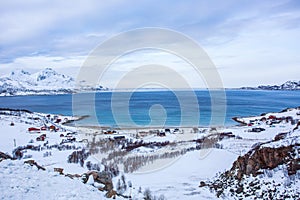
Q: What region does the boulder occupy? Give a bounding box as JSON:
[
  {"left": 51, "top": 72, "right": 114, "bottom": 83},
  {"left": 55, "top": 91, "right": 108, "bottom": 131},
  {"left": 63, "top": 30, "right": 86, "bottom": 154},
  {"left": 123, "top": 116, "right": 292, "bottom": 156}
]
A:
[
  {"left": 0, "top": 151, "right": 13, "bottom": 161},
  {"left": 24, "top": 160, "right": 46, "bottom": 171},
  {"left": 65, "top": 173, "right": 81, "bottom": 179},
  {"left": 106, "top": 190, "right": 117, "bottom": 199},
  {"left": 199, "top": 181, "right": 207, "bottom": 187},
  {"left": 54, "top": 167, "right": 64, "bottom": 175},
  {"left": 83, "top": 171, "right": 114, "bottom": 192}
]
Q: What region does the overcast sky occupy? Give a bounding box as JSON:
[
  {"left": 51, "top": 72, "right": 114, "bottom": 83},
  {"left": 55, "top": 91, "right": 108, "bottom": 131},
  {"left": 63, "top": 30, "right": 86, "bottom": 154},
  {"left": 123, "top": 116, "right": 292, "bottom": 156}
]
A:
[{"left": 0, "top": 0, "right": 299, "bottom": 88}]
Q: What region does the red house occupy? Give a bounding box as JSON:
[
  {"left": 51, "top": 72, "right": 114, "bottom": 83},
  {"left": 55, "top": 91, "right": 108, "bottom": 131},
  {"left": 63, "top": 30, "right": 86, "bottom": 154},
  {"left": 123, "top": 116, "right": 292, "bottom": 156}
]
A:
[
  {"left": 268, "top": 115, "right": 276, "bottom": 120},
  {"left": 28, "top": 127, "right": 40, "bottom": 132}
]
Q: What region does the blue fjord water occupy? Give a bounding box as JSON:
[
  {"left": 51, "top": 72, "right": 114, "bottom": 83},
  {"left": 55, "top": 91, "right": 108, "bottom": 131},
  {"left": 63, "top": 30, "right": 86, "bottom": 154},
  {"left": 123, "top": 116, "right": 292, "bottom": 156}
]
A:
[{"left": 0, "top": 90, "right": 299, "bottom": 127}]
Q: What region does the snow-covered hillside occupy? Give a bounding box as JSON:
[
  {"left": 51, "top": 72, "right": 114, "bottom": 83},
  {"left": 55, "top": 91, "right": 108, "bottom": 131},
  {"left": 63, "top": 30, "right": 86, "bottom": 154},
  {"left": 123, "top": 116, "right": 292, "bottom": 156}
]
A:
[
  {"left": 0, "top": 159, "right": 106, "bottom": 200},
  {"left": 0, "top": 68, "right": 106, "bottom": 96},
  {"left": 1, "top": 107, "right": 300, "bottom": 199},
  {"left": 200, "top": 107, "right": 300, "bottom": 199}
]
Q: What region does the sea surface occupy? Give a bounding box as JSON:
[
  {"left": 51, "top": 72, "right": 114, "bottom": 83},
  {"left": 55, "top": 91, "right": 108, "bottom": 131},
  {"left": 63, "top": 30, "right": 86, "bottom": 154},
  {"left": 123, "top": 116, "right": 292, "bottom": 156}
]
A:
[{"left": 0, "top": 90, "right": 299, "bottom": 127}]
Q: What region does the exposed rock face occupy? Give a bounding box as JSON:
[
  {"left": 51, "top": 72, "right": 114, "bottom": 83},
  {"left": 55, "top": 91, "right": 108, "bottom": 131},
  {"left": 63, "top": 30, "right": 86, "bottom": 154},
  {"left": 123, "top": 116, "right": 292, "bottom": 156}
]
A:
[
  {"left": 232, "top": 117, "right": 247, "bottom": 125},
  {"left": 0, "top": 151, "right": 13, "bottom": 161},
  {"left": 231, "top": 144, "right": 299, "bottom": 179},
  {"left": 64, "top": 170, "right": 116, "bottom": 198},
  {"left": 274, "top": 132, "right": 288, "bottom": 141},
  {"left": 293, "top": 121, "right": 300, "bottom": 131},
  {"left": 82, "top": 171, "right": 114, "bottom": 194},
  {"left": 288, "top": 158, "right": 300, "bottom": 175},
  {"left": 54, "top": 167, "right": 64, "bottom": 175},
  {"left": 105, "top": 189, "right": 117, "bottom": 199},
  {"left": 24, "top": 160, "right": 46, "bottom": 171},
  {"left": 12, "top": 145, "right": 39, "bottom": 159},
  {"left": 201, "top": 140, "right": 300, "bottom": 199}
]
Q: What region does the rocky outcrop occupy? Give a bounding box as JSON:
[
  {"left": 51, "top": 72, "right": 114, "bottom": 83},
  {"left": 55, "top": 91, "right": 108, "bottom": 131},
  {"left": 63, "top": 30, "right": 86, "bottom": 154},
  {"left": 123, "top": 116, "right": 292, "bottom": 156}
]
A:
[
  {"left": 0, "top": 151, "right": 13, "bottom": 161},
  {"left": 232, "top": 117, "right": 247, "bottom": 125},
  {"left": 24, "top": 160, "right": 46, "bottom": 171},
  {"left": 274, "top": 132, "right": 288, "bottom": 141},
  {"left": 82, "top": 171, "right": 115, "bottom": 198},
  {"left": 12, "top": 145, "right": 40, "bottom": 159},
  {"left": 54, "top": 167, "right": 64, "bottom": 175},
  {"left": 82, "top": 171, "right": 113, "bottom": 191},
  {"left": 201, "top": 139, "right": 300, "bottom": 199},
  {"left": 231, "top": 144, "right": 299, "bottom": 179},
  {"left": 293, "top": 121, "right": 300, "bottom": 131}
]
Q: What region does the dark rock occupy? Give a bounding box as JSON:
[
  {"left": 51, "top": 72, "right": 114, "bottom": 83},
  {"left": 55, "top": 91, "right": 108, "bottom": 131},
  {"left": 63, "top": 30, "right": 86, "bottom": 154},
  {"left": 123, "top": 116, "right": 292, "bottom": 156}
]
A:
[
  {"left": 231, "top": 145, "right": 295, "bottom": 179},
  {"left": 0, "top": 151, "right": 13, "bottom": 160},
  {"left": 236, "top": 186, "right": 243, "bottom": 194},
  {"left": 274, "top": 132, "right": 288, "bottom": 141},
  {"left": 84, "top": 171, "right": 114, "bottom": 192},
  {"left": 24, "top": 160, "right": 46, "bottom": 170},
  {"left": 199, "top": 181, "right": 206, "bottom": 187},
  {"left": 288, "top": 158, "right": 300, "bottom": 175},
  {"left": 54, "top": 167, "right": 64, "bottom": 175}
]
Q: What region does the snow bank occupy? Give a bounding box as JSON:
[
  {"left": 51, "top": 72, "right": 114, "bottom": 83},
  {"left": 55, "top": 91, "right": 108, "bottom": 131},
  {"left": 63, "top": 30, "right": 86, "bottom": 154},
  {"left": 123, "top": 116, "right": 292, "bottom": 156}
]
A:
[{"left": 0, "top": 160, "right": 105, "bottom": 200}]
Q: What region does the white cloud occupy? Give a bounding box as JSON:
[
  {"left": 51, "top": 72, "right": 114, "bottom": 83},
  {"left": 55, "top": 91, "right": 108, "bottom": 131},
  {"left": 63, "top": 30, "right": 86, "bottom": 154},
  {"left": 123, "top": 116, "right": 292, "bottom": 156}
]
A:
[
  {"left": 0, "top": 0, "right": 300, "bottom": 87},
  {"left": 98, "top": 50, "right": 209, "bottom": 89},
  {"left": 0, "top": 55, "right": 85, "bottom": 78},
  {"left": 0, "top": 0, "right": 127, "bottom": 44}
]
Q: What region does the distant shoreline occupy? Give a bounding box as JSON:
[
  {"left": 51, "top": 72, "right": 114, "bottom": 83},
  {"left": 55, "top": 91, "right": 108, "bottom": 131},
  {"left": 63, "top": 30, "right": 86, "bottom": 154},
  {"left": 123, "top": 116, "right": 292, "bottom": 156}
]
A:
[{"left": 2, "top": 87, "right": 300, "bottom": 97}]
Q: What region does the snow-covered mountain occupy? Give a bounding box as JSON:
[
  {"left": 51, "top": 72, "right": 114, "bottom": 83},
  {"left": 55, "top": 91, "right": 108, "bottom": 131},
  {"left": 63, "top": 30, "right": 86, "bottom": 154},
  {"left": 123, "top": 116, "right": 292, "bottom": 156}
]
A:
[
  {"left": 241, "top": 80, "right": 300, "bottom": 90},
  {"left": 0, "top": 68, "right": 106, "bottom": 96}
]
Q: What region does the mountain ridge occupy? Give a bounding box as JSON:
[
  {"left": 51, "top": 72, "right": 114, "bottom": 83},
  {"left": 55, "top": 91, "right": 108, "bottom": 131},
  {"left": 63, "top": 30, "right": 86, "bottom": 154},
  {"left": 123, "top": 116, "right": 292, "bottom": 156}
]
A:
[
  {"left": 240, "top": 80, "right": 300, "bottom": 90},
  {"left": 0, "top": 68, "right": 106, "bottom": 96}
]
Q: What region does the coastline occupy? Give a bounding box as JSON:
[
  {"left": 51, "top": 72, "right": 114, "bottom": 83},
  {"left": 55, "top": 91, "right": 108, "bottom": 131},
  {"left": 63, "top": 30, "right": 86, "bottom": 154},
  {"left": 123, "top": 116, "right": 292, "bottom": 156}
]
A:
[
  {"left": 2, "top": 87, "right": 300, "bottom": 97},
  {"left": 1, "top": 106, "right": 300, "bottom": 199},
  {"left": 69, "top": 105, "right": 300, "bottom": 131}
]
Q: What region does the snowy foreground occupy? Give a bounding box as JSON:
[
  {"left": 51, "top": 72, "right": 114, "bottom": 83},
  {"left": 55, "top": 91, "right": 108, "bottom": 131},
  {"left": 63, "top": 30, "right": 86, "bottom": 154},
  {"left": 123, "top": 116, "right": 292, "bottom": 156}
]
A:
[
  {"left": 0, "top": 107, "right": 300, "bottom": 199},
  {"left": 0, "top": 159, "right": 103, "bottom": 200}
]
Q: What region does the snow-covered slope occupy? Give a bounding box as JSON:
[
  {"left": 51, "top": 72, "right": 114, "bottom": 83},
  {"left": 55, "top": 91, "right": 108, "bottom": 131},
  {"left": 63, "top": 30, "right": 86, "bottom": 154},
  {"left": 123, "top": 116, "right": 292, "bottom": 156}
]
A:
[
  {"left": 1, "top": 107, "right": 300, "bottom": 199},
  {"left": 0, "top": 160, "right": 106, "bottom": 200},
  {"left": 34, "top": 68, "right": 75, "bottom": 89},
  {"left": 199, "top": 107, "right": 300, "bottom": 199},
  {"left": 0, "top": 68, "right": 106, "bottom": 96}
]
